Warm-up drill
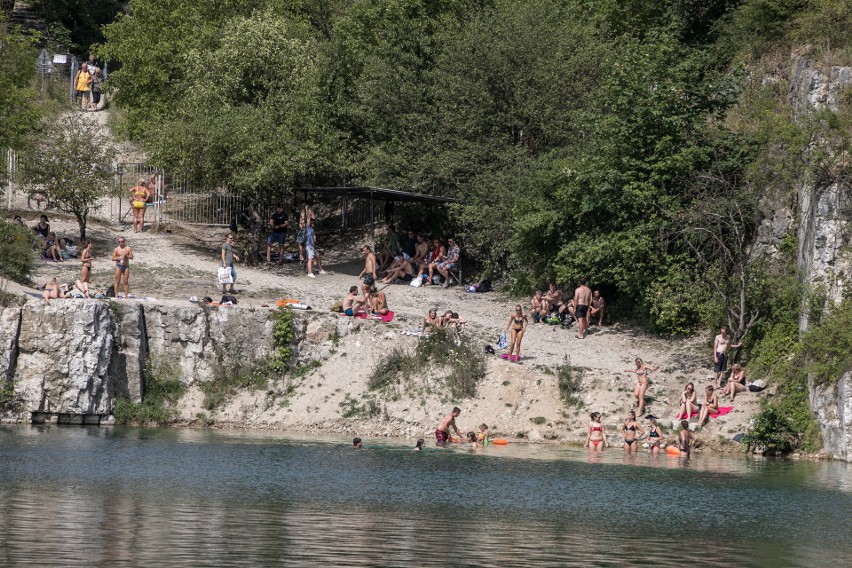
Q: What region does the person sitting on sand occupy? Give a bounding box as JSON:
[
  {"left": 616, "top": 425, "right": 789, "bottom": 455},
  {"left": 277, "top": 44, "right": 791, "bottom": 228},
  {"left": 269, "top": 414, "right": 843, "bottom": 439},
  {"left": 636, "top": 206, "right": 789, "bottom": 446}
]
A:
[
  {"left": 722, "top": 363, "right": 748, "bottom": 402},
  {"left": 621, "top": 410, "right": 644, "bottom": 454},
  {"left": 436, "top": 407, "right": 462, "bottom": 447},
  {"left": 477, "top": 424, "right": 490, "bottom": 446},
  {"left": 44, "top": 232, "right": 62, "bottom": 262},
  {"left": 589, "top": 290, "right": 606, "bottom": 326},
  {"left": 531, "top": 291, "right": 546, "bottom": 323},
  {"left": 422, "top": 308, "right": 443, "bottom": 335},
  {"left": 678, "top": 420, "right": 691, "bottom": 457},
  {"left": 585, "top": 412, "right": 608, "bottom": 452},
  {"left": 678, "top": 382, "right": 697, "bottom": 420},
  {"left": 646, "top": 418, "right": 662, "bottom": 455},
  {"left": 503, "top": 305, "right": 528, "bottom": 362},
  {"left": 441, "top": 311, "right": 467, "bottom": 333},
  {"left": 42, "top": 277, "right": 68, "bottom": 304},
  {"left": 414, "top": 439, "right": 425, "bottom": 451},
  {"left": 381, "top": 256, "right": 416, "bottom": 284},
  {"left": 559, "top": 298, "right": 576, "bottom": 324},
  {"left": 624, "top": 358, "right": 658, "bottom": 417},
  {"left": 353, "top": 437, "right": 362, "bottom": 448},
  {"left": 377, "top": 224, "right": 402, "bottom": 270},
  {"left": 369, "top": 286, "right": 389, "bottom": 316},
  {"left": 697, "top": 385, "right": 719, "bottom": 427},
  {"left": 544, "top": 283, "right": 562, "bottom": 315},
  {"left": 342, "top": 286, "right": 366, "bottom": 316}
]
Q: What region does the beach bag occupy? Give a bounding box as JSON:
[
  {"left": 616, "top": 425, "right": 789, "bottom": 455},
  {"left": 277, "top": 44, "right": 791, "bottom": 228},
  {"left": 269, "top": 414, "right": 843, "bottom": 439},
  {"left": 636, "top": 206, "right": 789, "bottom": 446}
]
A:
[
  {"left": 477, "top": 279, "right": 492, "bottom": 293},
  {"left": 497, "top": 333, "right": 508, "bottom": 350},
  {"left": 217, "top": 266, "right": 233, "bottom": 284},
  {"left": 296, "top": 229, "right": 306, "bottom": 244},
  {"left": 220, "top": 295, "right": 238, "bottom": 305},
  {"left": 105, "top": 284, "right": 115, "bottom": 298}
]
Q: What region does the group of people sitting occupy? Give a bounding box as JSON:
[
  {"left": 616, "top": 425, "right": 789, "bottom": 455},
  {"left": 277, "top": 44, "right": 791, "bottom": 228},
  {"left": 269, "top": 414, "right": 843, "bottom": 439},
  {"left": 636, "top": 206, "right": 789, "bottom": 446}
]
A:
[
  {"left": 21, "top": 215, "right": 79, "bottom": 262},
  {"left": 376, "top": 226, "right": 461, "bottom": 288},
  {"left": 340, "top": 285, "right": 389, "bottom": 317},
  {"left": 422, "top": 307, "right": 467, "bottom": 335},
  {"left": 530, "top": 282, "right": 606, "bottom": 328}
]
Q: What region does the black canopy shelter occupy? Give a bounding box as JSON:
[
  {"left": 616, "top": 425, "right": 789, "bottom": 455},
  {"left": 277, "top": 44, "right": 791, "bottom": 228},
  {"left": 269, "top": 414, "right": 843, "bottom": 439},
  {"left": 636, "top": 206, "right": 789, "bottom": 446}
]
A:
[{"left": 296, "top": 186, "right": 455, "bottom": 248}]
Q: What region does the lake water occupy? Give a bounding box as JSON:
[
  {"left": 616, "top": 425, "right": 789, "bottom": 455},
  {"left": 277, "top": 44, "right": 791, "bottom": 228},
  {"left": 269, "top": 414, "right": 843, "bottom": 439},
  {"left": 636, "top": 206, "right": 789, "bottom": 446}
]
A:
[{"left": 0, "top": 426, "right": 850, "bottom": 567}]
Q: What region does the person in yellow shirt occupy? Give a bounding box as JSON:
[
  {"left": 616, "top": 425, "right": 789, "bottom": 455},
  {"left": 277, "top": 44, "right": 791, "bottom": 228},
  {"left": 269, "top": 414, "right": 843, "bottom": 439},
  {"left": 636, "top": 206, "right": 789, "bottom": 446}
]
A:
[{"left": 75, "top": 62, "right": 93, "bottom": 110}]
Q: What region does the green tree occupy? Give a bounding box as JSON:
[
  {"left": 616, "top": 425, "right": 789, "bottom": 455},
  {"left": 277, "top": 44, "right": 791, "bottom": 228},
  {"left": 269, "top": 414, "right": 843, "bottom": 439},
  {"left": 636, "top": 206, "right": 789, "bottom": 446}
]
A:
[
  {"left": 17, "top": 113, "right": 117, "bottom": 240},
  {"left": 0, "top": 16, "right": 42, "bottom": 150}
]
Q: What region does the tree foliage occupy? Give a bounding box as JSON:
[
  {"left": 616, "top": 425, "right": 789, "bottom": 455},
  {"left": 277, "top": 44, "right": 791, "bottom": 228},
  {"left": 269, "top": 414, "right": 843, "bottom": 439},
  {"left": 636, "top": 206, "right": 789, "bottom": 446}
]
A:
[
  {"left": 0, "top": 16, "right": 43, "bottom": 150},
  {"left": 17, "top": 114, "right": 117, "bottom": 240}
]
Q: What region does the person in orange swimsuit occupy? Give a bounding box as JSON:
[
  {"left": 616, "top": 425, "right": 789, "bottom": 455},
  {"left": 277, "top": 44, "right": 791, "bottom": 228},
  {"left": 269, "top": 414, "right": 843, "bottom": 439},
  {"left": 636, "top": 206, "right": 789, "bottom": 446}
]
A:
[{"left": 585, "top": 412, "right": 608, "bottom": 452}]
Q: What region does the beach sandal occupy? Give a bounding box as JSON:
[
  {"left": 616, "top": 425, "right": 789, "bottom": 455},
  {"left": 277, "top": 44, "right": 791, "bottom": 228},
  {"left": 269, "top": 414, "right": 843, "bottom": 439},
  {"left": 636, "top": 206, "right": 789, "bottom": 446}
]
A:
[{"left": 501, "top": 353, "right": 510, "bottom": 360}]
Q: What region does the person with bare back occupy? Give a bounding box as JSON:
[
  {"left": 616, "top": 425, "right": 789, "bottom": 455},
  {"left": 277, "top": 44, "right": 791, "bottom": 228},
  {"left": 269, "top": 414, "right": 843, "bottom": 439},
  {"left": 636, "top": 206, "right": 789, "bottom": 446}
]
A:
[
  {"left": 573, "top": 278, "right": 593, "bottom": 339},
  {"left": 359, "top": 245, "right": 377, "bottom": 299},
  {"left": 111, "top": 237, "right": 134, "bottom": 299},
  {"left": 435, "top": 407, "right": 462, "bottom": 447},
  {"left": 713, "top": 327, "right": 741, "bottom": 388}
]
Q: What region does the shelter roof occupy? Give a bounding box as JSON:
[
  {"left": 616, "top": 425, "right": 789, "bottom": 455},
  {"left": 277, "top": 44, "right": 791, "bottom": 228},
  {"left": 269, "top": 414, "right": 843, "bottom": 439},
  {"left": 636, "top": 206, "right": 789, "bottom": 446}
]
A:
[{"left": 296, "top": 186, "right": 454, "bottom": 204}]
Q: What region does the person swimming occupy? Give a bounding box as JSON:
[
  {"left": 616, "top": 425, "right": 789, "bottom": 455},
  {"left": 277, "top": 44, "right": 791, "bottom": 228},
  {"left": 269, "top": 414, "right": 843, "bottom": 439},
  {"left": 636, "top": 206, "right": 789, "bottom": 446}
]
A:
[
  {"left": 585, "top": 412, "right": 608, "bottom": 452},
  {"left": 621, "top": 410, "right": 644, "bottom": 454},
  {"left": 414, "top": 439, "right": 425, "bottom": 451},
  {"left": 477, "top": 423, "right": 490, "bottom": 446},
  {"left": 467, "top": 431, "right": 481, "bottom": 449}
]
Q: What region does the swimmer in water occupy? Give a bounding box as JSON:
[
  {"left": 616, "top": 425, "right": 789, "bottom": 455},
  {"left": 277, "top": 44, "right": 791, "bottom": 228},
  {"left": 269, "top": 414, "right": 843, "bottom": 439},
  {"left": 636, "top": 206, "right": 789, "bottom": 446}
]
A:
[
  {"left": 678, "top": 420, "right": 691, "bottom": 457},
  {"left": 621, "top": 410, "right": 644, "bottom": 454},
  {"left": 646, "top": 418, "right": 662, "bottom": 455}
]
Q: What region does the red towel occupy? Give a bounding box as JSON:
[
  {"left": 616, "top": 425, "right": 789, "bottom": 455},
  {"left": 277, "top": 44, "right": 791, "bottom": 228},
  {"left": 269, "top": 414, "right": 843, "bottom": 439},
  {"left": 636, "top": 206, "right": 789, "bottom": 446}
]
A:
[
  {"left": 676, "top": 406, "right": 734, "bottom": 420},
  {"left": 355, "top": 310, "right": 394, "bottom": 323}
]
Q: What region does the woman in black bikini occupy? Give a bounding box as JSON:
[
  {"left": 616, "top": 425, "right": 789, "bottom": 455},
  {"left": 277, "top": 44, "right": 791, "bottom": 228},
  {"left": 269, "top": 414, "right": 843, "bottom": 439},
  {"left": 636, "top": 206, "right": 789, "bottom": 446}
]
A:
[
  {"left": 503, "top": 305, "right": 528, "bottom": 362},
  {"left": 678, "top": 419, "right": 692, "bottom": 457},
  {"left": 646, "top": 418, "right": 662, "bottom": 455},
  {"left": 624, "top": 358, "right": 658, "bottom": 417},
  {"left": 722, "top": 363, "right": 748, "bottom": 402},
  {"left": 678, "top": 382, "right": 697, "bottom": 420},
  {"left": 585, "top": 412, "right": 608, "bottom": 452},
  {"left": 621, "top": 410, "right": 644, "bottom": 454},
  {"left": 78, "top": 241, "right": 92, "bottom": 297},
  {"left": 698, "top": 385, "right": 719, "bottom": 427}
]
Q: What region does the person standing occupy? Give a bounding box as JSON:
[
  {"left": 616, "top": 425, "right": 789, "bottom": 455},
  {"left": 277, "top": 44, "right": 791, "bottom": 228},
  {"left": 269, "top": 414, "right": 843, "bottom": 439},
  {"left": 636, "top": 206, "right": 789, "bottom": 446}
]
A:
[
  {"left": 74, "top": 62, "right": 93, "bottom": 111},
  {"left": 78, "top": 240, "right": 93, "bottom": 297},
  {"left": 359, "top": 245, "right": 377, "bottom": 296},
  {"left": 435, "top": 407, "right": 462, "bottom": 447},
  {"left": 503, "top": 305, "right": 528, "bottom": 362},
  {"left": 713, "top": 327, "right": 741, "bottom": 388},
  {"left": 111, "top": 237, "right": 134, "bottom": 299},
  {"left": 129, "top": 178, "right": 151, "bottom": 233},
  {"left": 221, "top": 233, "right": 239, "bottom": 294},
  {"left": 573, "top": 278, "right": 593, "bottom": 339},
  {"left": 266, "top": 205, "right": 289, "bottom": 263},
  {"left": 304, "top": 218, "right": 325, "bottom": 278}
]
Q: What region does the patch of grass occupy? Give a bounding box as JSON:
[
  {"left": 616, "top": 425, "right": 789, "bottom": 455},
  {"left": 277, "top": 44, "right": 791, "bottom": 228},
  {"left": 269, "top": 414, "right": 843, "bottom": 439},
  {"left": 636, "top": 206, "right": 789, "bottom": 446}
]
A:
[
  {"left": 502, "top": 380, "right": 510, "bottom": 386},
  {"left": 195, "top": 412, "right": 214, "bottom": 427},
  {"left": 530, "top": 416, "right": 546, "bottom": 425},
  {"left": 200, "top": 369, "right": 269, "bottom": 411},
  {"left": 339, "top": 394, "right": 379, "bottom": 418},
  {"left": 556, "top": 357, "right": 584, "bottom": 408},
  {"left": 114, "top": 359, "right": 186, "bottom": 425},
  {"left": 368, "top": 329, "right": 486, "bottom": 400}
]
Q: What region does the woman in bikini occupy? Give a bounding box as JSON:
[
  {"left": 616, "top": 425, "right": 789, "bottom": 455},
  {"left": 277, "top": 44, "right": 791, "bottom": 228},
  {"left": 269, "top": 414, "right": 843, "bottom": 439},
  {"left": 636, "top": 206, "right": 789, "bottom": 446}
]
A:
[
  {"left": 646, "top": 418, "right": 662, "bottom": 455},
  {"left": 584, "top": 412, "right": 608, "bottom": 452},
  {"left": 678, "top": 382, "right": 697, "bottom": 420},
  {"left": 42, "top": 277, "right": 68, "bottom": 305},
  {"left": 78, "top": 241, "right": 92, "bottom": 297},
  {"left": 503, "top": 305, "right": 528, "bottom": 362},
  {"left": 678, "top": 419, "right": 692, "bottom": 457},
  {"left": 698, "top": 385, "right": 719, "bottom": 426},
  {"left": 129, "top": 177, "right": 151, "bottom": 233},
  {"left": 722, "top": 363, "right": 748, "bottom": 402},
  {"left": 621, "top": 410, "right": 644, "bottom": 454},
  {"left": 624, "top": 358, "right": 658, "bottom": 417},
  {"left": 422, "top": 308, "right": 442, "bottom": 336}
]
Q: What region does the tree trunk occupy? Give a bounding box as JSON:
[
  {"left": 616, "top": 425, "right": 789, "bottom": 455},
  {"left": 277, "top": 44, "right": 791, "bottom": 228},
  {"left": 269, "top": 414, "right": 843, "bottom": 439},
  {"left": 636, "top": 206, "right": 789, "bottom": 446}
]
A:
[{"left": 74, "top": 210, "right": 87, "bottom": 241}]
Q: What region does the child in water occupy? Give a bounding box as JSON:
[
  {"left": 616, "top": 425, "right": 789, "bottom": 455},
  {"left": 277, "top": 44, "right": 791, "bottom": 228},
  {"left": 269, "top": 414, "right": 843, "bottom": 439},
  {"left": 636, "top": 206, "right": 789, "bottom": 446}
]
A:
[
  {"left": 678, "top": 420, "right": 691, "bottom": 457},
  {"left": 467, "top": 432, "right": 481, "bottom": 449},
  {"left": 414, "top": 439, "right": 425, "bottom": 451},
  {"left": 477, "top": 424, "right": 490, "bottom": 446}
]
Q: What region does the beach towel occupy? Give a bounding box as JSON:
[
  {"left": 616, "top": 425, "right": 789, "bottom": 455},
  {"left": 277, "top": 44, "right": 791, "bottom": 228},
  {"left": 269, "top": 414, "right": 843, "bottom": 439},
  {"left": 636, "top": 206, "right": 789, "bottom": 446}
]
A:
[
  {"left": 676, "top": 406, "right": 734, "bottom": 420},
  {"left": 356, "top": 310, "right": 395, "bottom": 323},
  {"left": 401, "top": 328, "right": 423, "bottom": 336}
]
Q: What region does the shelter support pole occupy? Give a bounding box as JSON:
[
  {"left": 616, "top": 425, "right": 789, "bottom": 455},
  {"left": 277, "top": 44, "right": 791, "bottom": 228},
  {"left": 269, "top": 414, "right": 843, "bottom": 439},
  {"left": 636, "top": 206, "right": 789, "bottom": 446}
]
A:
[
  {"left": 6, "top": 148, "right": 12, "bottom": 210},
  {"left": 370, "top": 191, "right": 375, "bottom": 251}
]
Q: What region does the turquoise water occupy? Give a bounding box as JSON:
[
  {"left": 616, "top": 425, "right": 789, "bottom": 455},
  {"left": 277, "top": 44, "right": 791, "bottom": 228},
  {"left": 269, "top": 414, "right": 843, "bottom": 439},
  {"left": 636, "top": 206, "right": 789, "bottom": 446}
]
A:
[{"left": 0, "top": 426, "right": 850, "bottom": 567}]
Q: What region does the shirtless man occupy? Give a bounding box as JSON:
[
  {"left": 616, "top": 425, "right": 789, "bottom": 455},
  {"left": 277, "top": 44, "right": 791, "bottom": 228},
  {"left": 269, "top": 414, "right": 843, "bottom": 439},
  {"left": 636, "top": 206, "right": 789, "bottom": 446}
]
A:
[
  {"left": 544, "top": 283, "right": 562, "bottom": 315},
  {"left": 589, "top": 290, "right": 606, "bottom": 326},
  {"left": 342, "top": 286, "right": 366, "bottom": 316},
  {"left": 713, "top": 327, "right": 741, "bottom": 388},
  {"left": 381, "top": 257, "right": 415, "bottom": 284},
  {"left": 435, "top": 406, "right": 462, "bottom": 446},
  {"left": 358, "top": 245, "right": 378, "bottom": 299},
  {"left": 111, "top": 237, "right": 134, "bottom": 300},
  {"left": 369, "top": 286, "right": 389, "bottom": 315},
  {"left": 410, "top": 234, "right": 429, "bottom": 266},
  {"left": 573, "top": 278, "right": 592, "bottom": 339},
  {"left": 531, "top": 290, "right": 546, "bottom": 323}
]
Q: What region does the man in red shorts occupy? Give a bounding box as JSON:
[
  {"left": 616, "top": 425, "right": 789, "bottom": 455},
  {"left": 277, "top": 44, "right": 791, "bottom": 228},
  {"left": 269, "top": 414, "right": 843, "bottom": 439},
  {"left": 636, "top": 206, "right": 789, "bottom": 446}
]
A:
[{"left": 436, "top": 407, "right": 462, "bottom": 446}]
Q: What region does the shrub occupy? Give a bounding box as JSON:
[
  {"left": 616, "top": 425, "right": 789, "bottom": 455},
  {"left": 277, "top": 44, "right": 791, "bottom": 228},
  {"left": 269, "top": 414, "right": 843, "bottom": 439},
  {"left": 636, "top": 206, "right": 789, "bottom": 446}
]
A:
[
  {"left": 113, "top": 359, "right": 186, "bottom": 425},
  {"left": 556, "top": 358, "right": 584, "bottom": 407},
  {"left": 0, "top": 219, "right": 35, "bottom": 284}
]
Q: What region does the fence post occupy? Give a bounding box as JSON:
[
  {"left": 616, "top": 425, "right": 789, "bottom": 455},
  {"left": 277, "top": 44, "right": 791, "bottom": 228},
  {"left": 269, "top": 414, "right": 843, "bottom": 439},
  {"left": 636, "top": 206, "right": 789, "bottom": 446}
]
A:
[
  {"left": 69, "top": 57, "right": 78, "bottom": 102},
  {"left": 6, "top": 148, "right": 11, "bottom": 210}
]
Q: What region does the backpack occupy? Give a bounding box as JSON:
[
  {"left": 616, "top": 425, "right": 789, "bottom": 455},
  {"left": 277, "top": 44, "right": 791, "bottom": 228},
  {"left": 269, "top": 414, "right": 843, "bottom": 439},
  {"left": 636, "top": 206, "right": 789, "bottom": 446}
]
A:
[
  {"left": 105, "top": 285, "right": 115, "bottom": 298},
  {"left": 477, "top": 279, "right": 492, "bottom": 293},
  {"left": 220, "top": 295, "right": 238, "bottom": 305}
]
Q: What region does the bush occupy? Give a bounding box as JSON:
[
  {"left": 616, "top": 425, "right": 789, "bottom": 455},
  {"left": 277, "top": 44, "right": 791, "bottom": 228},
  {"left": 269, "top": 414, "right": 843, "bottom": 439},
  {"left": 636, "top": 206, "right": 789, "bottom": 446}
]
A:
[
  {"left": 368, "top": 329, "right": 486, "bottom": 400},
  {"left": 113, "top": 359, "right": 186, "bottom": 425},
  {"left": 0, "top": 219, "right": 35, "bottom": 284},
  {"left": 556, "top": 358, "right": 584, "bottom": 408}
]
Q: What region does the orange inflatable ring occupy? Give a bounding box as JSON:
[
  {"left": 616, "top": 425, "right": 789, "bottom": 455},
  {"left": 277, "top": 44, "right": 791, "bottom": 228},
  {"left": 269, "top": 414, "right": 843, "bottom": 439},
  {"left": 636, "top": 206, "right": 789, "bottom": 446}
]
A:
[
  {"left": 491, "top": 439, "right": 509, "bottom": 445},
  {"left": 277, "top": 298, "right": 299, "bottom": 308},
  {"left": 665, "top": 445, "right": 681, "bottom": 456}
]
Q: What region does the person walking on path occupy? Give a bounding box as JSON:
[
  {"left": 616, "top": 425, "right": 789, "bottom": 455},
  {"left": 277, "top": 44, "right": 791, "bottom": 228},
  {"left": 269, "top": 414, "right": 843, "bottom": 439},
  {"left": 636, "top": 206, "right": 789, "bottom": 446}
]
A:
[
  {"left": 74, "top": 62, "right": 93, "bottom": 110},
  {"left": 221, "top": 233, "right": 239, "bottom": 294},
  {"left": 111, "top": 237, "right": 134, "bottom": 300}
]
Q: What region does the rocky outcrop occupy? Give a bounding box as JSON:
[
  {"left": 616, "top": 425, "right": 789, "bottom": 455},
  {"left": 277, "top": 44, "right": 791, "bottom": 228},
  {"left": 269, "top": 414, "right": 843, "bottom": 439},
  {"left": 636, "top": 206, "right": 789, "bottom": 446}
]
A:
[
  {"left": 791, "top": 56, "right": 852, "bottom": 461},
  {"left": 0, "top": 301, "right": 282, "bottom": 421}
]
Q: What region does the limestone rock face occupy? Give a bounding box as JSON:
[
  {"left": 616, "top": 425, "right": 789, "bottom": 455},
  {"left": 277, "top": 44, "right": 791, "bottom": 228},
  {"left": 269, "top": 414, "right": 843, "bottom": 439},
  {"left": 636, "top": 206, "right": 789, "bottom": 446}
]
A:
[
  {"left": 108, "top": 302, "right": 146, "bottom": 403},
  {"left": 810, "top": 374, "right": 852, "bottom": 461},
  {"left": 15, "top": 301, "right": 114, "bottom": 414},
  {"left": 0, "top": 307, "right": 21, "bottom": 381}
]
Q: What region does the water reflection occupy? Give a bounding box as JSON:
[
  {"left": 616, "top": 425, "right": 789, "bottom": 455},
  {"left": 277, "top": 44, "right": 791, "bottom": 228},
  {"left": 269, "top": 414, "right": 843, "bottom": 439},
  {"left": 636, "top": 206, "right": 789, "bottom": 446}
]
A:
[{"left": 0, "top": 426, "right": 850, "bottom": 567}]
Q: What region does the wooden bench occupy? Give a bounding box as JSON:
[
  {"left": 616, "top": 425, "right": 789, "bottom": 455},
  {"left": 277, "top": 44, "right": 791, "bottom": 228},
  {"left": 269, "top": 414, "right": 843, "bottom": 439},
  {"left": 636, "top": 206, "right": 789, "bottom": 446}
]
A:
[{"left": 445, "top": 261, "right": 463, "bottom": 287}]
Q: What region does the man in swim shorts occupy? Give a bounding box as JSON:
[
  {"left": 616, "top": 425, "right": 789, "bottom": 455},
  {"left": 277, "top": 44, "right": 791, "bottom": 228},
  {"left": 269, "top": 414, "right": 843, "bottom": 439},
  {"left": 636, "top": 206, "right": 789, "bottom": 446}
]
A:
[
  {"left": 111, "top": 237, "right": 134, "bottom": 300},
  {"left": 713, "top": 326, "right": 741, "bottom": 388},
  {"left": 436, "top": 407, "right": 462, "bottom": 447},
  {"left": 359, "top": 245, "right": 377, "bottom": 299},
  {"left": 342, "top": 286, "right": 366, "bottom": 316},
  {"left": 573, "top": 278, "right": 592, "bottom": 339}
]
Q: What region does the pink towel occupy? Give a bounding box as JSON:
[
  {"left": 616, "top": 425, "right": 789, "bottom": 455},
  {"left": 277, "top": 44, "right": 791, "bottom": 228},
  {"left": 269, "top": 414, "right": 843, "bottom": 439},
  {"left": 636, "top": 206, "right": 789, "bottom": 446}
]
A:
[
  {"left": 355, "top": 310, "right": 395, "bottom": 323},
  {"left": 676, "top": 406, "right": 734, "bottom": 420}
]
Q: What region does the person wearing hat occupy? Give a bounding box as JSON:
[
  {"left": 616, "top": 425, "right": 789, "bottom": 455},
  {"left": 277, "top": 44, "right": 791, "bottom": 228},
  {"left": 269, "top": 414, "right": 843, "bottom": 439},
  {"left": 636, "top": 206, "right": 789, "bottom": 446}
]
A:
[{"left": 129, "top": 176, "right": 152, "bottom": 233}]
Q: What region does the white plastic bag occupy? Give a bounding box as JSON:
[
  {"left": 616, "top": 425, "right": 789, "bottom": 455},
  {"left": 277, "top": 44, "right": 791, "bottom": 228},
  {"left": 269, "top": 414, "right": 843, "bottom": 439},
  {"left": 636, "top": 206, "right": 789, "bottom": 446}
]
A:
[
  {"left": 410, "top": 277, "right": 422, "bottom": 287},
  {"left": 217, "top": 266, "right": 233, "bottom": 284}
]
